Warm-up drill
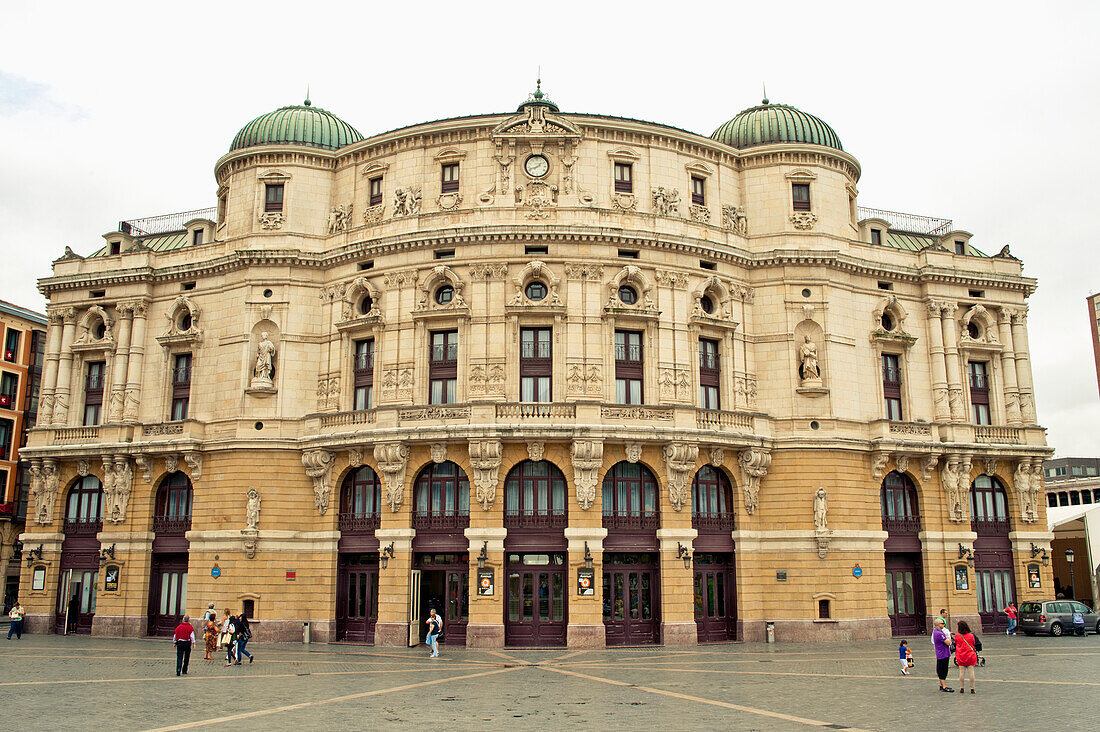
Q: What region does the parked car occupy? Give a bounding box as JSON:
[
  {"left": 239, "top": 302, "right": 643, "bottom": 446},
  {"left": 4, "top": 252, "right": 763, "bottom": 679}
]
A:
[{"left": 1018, "top": 600, "right": 1099, "bottom": 636}]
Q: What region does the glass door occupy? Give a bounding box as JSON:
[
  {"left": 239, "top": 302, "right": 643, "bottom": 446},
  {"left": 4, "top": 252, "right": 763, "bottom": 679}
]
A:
[
  {"left": 504, "top": 553, "right": 566, "bottom": 646},
  {"left": 603, "top": 553, "right": 659, "bottom": 645}
]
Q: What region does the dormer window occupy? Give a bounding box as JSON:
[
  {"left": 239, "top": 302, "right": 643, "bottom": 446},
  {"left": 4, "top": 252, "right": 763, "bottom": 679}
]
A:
[
  {"left": 954, "top": 240, "right": 966, "bottom": 255},
  {"left": 792, "top": 184, "right": 811, "bottom": 211},
  {"left": 109, "top": 241, "right": 121, "bottom": 255},
  {"left": 265, "top": 183, "right": 284, "bottom": 213},
  {"left": 192, "top": 229, "right": 203, "bottom": 246},
  {"left": 870, "top": 229, "right": 882, "bottom": 245},
  {"left": 441, "top": 164, "right": 460, "bottom": 193}
]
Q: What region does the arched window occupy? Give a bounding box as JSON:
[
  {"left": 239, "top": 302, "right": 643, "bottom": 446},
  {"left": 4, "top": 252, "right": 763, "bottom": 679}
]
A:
[
  {"left": 692, "top": 465, "right": 734, "bottom": 531},
  {"left": 64, "top": 476, "right": 103, "bottom": 534},
  {"left": 602, "top": 462, "right": 658, "bottom": 530},
  {"left": 154, "top": 472, "right": 193, "bottom": 533},
  {"left": 339, "top": 466, "right": 382, "bottom": 533},
  {"left": 970, "top": 474, "right": 1009, "bottom": 530},
  {"left": 504, "top": 460, "right": 567, "bottom": 528},
  {"left": 414, "top": 461, "right": 470, "bottom": 530},
  {"left": 881, "top": 471, "right": 920, "bottom": 532}
]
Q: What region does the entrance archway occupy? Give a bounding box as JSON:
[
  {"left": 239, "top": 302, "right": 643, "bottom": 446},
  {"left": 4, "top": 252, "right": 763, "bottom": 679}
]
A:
[
  {"left": 882, "top": 471, "right": 926, "bottom": 636},
  {"left": 602, "top": 461, "right": 660, "bottom": 645},
  {"left": 691, "top": 465, "right": 736, "bottom": 642},
  {"left": 971, "top": 474, "right": 1015, "bottom": 632},
  {"left": 148, "top": 472, "right": 192, "bottom": 636},
  {"left": 57, "top": 476, "right": 102, "bottom": 634},
  {"left": 412, "top": 461, "right": 471, "bottom": 646},
  {"left": 336, "top": 465, "right": 381, "bottom": 643}
]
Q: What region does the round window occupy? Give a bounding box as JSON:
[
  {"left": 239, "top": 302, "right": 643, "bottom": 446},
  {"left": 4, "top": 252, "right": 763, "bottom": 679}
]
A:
[
  {"left": 700, "top": 295, "right": 715, "bottom": 314},
  {"left": 179, "top": 313, "right": 192, "bottom": 331},
  {"left": 967, "top": 322, "right": 980, "bottom": 339},
  {"left": 262, "top": 289, "right": 273, "bottom": 299},
  {"left": 435, "top": 285, "right": 454, "bottom": 305},
  {"left": 801, "top": 288, "right": 812, "bottom": 298},
  {"left": 94, "top": 322, "right": 106, "bottom": 339},
  {"left": 880, "top": 313, "right": 894, "bottom": 332},
  {"left": 525, "top": 281, "right": 548, "bottom": 301},
  {"left": 360, "top": 295, "right": 373, "bottom": 315},
  {"left": 618, "top": 285, "right": 638, "bottom": 305}
]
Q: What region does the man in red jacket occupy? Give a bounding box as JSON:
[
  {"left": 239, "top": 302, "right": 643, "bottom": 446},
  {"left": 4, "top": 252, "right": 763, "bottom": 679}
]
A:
[{"left": 173, "top": 615, "right": 196, "bottom": 676}]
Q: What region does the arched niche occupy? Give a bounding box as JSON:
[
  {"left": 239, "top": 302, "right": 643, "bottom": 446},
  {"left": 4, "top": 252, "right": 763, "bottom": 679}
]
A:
[
  {"left": 509, "top": 261, "right": 563, "bottom": 307},
  {"left": 341, "top": 276, "right": 383, "bottom": 322}
]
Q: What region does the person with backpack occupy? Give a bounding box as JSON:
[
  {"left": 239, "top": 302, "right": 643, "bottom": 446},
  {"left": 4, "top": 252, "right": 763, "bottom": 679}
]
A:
[
  {"left": 235, "top": 611, "right": 254, "bottom": 664},
  {"left": 954, "top": 620, "right": 980, "bottom": 694},
  {"left": 425, "top": 608, "right": 443, "bottom": 658}
]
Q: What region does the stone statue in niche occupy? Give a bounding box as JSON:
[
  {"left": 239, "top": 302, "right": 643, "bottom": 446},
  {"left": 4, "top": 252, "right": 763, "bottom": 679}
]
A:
[
  {"left": 814, "top": 487, "right": 828, "bottom": 530},
  {"left": 251, "top": 332, "right": 276, "bottom": 389},
  {"left": 245, "top": 488, "right": 261, "bottom": 530},
  {"left": 799, "top": 335, "right": 821, "bottom": 382}
]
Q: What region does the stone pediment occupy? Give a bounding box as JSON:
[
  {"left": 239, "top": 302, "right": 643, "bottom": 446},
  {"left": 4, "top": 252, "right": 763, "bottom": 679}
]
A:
[{"left": 491, "top": 105, "right": 581, "bottom": 141}]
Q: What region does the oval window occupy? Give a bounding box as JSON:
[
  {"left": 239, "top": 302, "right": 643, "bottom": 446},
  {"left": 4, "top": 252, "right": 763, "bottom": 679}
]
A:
[
  {"left": 435, "top": 285, "right": 454, "bottom": 305},
  {"left": 880, "top": 313, "right": 894, "bottom": 332},
  {"left": 360, "top": 295, "right": 373, "bottom": 315},
  {"left": 700, "top": 295, "right": 715, "bottom": 314},
  {"left": 967, "top": 322, "right": 980, "bottom": 339},
  {"left": 525, "top": 281, "right": 547, "bottom": 302},
  {"left": 618, "top": 285, "right": 638, "bottom": 305},
  {"left": 94, "top": 322, "right": 107, "bottom": 339},
  {"left": 179, "top": 313, "right": 192, "bottom": 332}
]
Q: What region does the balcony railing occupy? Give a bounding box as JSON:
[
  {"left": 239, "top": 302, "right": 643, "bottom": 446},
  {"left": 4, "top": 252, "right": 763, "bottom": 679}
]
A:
[
  {"left": 857, "top": 206, "right": 953, "bottom": 236},
  {"left": 882, "top": 366, "right": 902, "bottom": 384},
  {"left": 614, "top": 344, "right": 643, "bottom": 362},
  {"left": 699, "top": 352, "right": 720, "bottom": 370},
  {"left": 354, "top": 352, "right": 374, "bottom": 371},
  {"left": 520, "top": 342, "right": 552, "bottom": 359},
  {"left": 975, "top": 426, "right": 1022, "bottom": 444},
  {"left": 972, "top": 517, "right": 1010, "bottom": 534},
  {"left": 320, "top": 410, "right": 377, "bottom": 428},
  {"left": 338, "top": 513, "right": 381, "bottom": 533},
  {"left": 969, "top": 374, "right": 988, "bottom": 389},
  {"left": 153, "top": 516, "right": 192, "bottom": 534},
  {"left": 692, "top": 513, "right": 735, "bottom": 532},
  {"left": 52, "top": 426, "right": 99, "bottom": 444},
  {"left": 119, "top": 207, "right": 216, "bottom": 236},
  {"left": 412, "top": 513, "right": 471, "bottom": 531},
  {"left": 63, "top": 517, "right": 103, "bottom": 536},
  {"left": 430, "top": 344, "right": 458, "bottom": 362},
  {"left": 603, "top": 512, "right": 660, "bottom": 531},
  {"left": 172, "top": 366, "right": 191, "bottom": 385},
  {"left": 496, "top": 403, "right": 577, "bottom": 419},
  {"left": 504, "top": 512, "right": 568, "bottom": 529},
  {"left": 695, "top": 409, "right": 753, "bottom": 431},
  {"left": 882, "top": 516, "right": 922, "bottom": 534}
]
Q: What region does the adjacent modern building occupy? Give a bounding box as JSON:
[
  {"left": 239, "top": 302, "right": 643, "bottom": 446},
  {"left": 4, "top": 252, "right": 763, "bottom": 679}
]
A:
[
  {"left": 0, "top": 299, "right": 47, "bottom": 612},
  {"left": 1088, "top": 292, "right": 1100, "bottom": 399},
  {"left": 17, "top": 86, "right": 1055, "bottom": 645}
]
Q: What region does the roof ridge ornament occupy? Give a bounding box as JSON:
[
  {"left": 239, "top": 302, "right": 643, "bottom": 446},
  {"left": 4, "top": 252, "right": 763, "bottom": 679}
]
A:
[{"left": 304, "top": 84, "right": 311, "bottom": 107}]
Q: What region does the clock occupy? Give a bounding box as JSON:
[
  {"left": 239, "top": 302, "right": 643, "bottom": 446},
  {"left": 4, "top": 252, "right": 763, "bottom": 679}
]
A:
[{"left": 524, "top": 154, "right": 550, "bottom": 178}]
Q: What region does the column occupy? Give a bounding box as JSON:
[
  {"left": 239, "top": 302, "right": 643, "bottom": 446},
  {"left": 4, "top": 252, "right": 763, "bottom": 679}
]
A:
[
  {"left": 926, "top": 302, "right": 950, "bottom": 422},
  {"left": 939, "top": 302, "right": 965, "bottom": 422},
  {"left": 1010, "top": 309, "right": 1036, "bottom": 423},
  {"left": 657, "top": 526, "right": 698, "bottom": 645},
  {"left": 122, "top": 299, "right": 148, "bottom": 423},
  {"left": 374, "top": 526, "right": 416, "bottom": 647},
  {"left": 37, "top": 309, "right": 65, "bottom": 425},
  {"left": 51, "top": 308, "right": 78, "bottom": 426},
  {"left": 108, "top": 303, "right": 134, "bottom": 423},
  {"left": 464, "top": 527, "right": 506, "bottom": 648},
  {"left": 997, "top": 309, "right": 1021, "bottom": 425}
]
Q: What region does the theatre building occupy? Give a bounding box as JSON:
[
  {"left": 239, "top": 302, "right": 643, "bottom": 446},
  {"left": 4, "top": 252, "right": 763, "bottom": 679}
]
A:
[{"left": 17, "top": 86, "right": 1055, "bottom": 645}]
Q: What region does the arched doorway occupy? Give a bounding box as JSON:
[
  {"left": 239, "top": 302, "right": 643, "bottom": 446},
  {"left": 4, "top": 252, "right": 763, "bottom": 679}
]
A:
[
  {"left": 412, "top": 461, "right": 470, "bottom": 646},
  {"left": 336, "top": 465, "right": 381, "bottom": 643},
  {"left": 881, "top": 471, "right": 926, "bottom": 635},
  {"left": 148, "top": 472, "right": 192, "bottom": 636},
  {"left": 692, "top": 465, "right": 737, "bottom": 642},
  {"left": 602, "top": 461, "right": 660, "bottom": 646},
  {"left": 57, "top": 476, "right": 103, "bottom": 634},
  {"left": 504, "top": 460, "right": 567, "bottom": 646},
  {"left": 971, "top": 475, "right": 1015, "bottom": 632}
]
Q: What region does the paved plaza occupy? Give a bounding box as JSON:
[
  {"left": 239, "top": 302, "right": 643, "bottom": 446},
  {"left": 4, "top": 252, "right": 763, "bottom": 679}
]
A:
[{"left": 2, "top": 631, "right": 1098, "bottom": 731}]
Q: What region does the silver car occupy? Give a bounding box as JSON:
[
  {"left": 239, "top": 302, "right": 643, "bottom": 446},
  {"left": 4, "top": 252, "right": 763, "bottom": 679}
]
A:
[{"left": 1018, "top": 600, "right": 1099, "bottom": 636}]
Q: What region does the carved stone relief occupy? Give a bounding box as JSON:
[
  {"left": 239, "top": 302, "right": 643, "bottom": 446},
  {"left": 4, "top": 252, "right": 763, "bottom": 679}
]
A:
[
  {"left": 654, "top": 271, "right": 689, "bottom": 289},
  {"left": 430, "top": 443, "right": 448, "bottom": 464},
  {"left": 651, "top": 187, "right": 680, "bottom": 217},
  {"left": 624, "top": 443, "right": 642, "bottom": 464},
  {"left": 327, "top": 204, "right": 353, "bottom": 233},
  {"left": 527, "top": 442, "right": 545, "bottom": 462},
  {"left": 739, "top": 449, "right": 772, "bottom": 514},
  {"left": 302, "top": 449, "right": 335, "bottom": 515},
  {"left": 566, "top": 361, "right": 603, "bottom": 396},
  {"left": 611, "top": 193, "right": 637, "bottom": 212},
  {"left": 258, "top": 212, "right": 284, "bottom": 230},
  {"left": 564, "top": 264, "right": 603, "bottom": 281},
  {"left": 571, "top": 440, "right": 604, "bottom": 511},
  {"left": 789, "top": 212, "right": 817, "bottom": 230},
  {"left": 468, "top": 361, "right": 506, "bottom": 396},
  {"left": 709, "top": 448, "right": 725, "bottom": 467},
  {"left": 688, "top": 204, "right": 710, "bottom": 223},
  {"left": 374, "top": 442, "right": 410, "bottom": 511},
  {"left": 32, "top": 460, "right": 59, "bottom": 525},
  {"left": 469, "top": 263, "right": 509, "bottom": 280},
  {"left": 468, "top": 440, "right": 503, "bottom": 510},
  {"left": 658, "top": 367, "right": 692, "bottom": 403},
  {"left": 134, "top": 454, "right": 152, "bottom": 483},
  {"left": 392, "top": 186, "right": 422, "bottom": 217},
  {"left": 184, "top": 452, "right": 203, "bottom": 481},
  {"left": 515, "top": 181, "right": 558, "bottom": 218},
  {"left": 104, "top": 457, "right": 132, "bottom": 523},
  {"left": 437, "top": 192, "right": 463, "bottom": 211},
  {"left": 317, "top": 375, "right": 341, "bottom": 411},
  {"left": 664, "top": 443, "right": 698, "bottom": 512},
  {"left": 363, "top": 204, "right": 385, "bottom": 224},
  {"left": 722, "top": 205, "right": 748, "bottom": 235}
]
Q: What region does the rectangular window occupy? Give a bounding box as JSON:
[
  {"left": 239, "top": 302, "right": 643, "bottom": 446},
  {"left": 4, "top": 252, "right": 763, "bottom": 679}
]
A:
[
  {"left": 883, "top": 353, "right": 903, "bottom": 421},
  {"left": 0, "top": 372, "right": 17, "bottom": 409},
  {"left": 191, "top": 229, "right": 203, "bottom": 247},
  {"left": 691, "top": 176, "right": 705, "bottom": 205},
  {"left": 264, "top": 183, "right": 284, "bottom": 213},
  {"left": 614, "top": 162, "right": 633, "bottom": 193},
  {"left": 792, "top": 183, "right": 811, "bottom": 211},
  {"left": 0, "top": 418, "right": 11, "bottom": 461},
  {"left": 171, "top": 353, "right": 191, "bottom": 421},
  {"left": 441, "top": 164, "right": 460, "bottom": 193},
  {"left": 614, "top": 330, "right": 644, "bottom": 404},
  {"left": 870, "top": 228, "right": 882, "bottom": 246},
  {"left": 109, "top": 241, "right": 121, "bottom": 255},
  {"left": 698, "top": 338, "right": 720, "bottom": 410},
  {"left": 429, "top": 330, "right": 458, "bottom": 404},
  {"left": 217, "top": 192, "right": 228, "bottom": 225},
  {"left": 968, "top": 361, "right": 991, "bottom": 425},
  {"left": 954, "top": 240, "right": 966, "bottom": 255},
  {"left": 369, "top": 176, "right": 383, "bottom": 206},
  {"left": 354, "top": 339, "right": 374, "bottom": 410},
  {"left": 520, "top": 328, "right": 552, "bottom": 403},
  {"left": 83, "top": 361, "right": 105, "bottom": 426},
  {"left": 4, "top": 329, "right": 19, "bottom": 362}
]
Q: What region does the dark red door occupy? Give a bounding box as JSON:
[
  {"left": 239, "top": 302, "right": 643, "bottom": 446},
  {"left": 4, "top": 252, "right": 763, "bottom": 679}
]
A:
[
  {"left": 694, "top": 553, "right": 736, "bottom": 642},
  {"left": 148, "top": 553, "right": 189, "bottom": 636},
  {"left": 505, "top": 553, "right": 566, "bottom": 646},
  {"left": 885, "top": 553, "right": 925, "bottom": 636},
  {"left": 603, "top": 554, "right": 659, "bottom": 645},
  {"left": 336, "top": 554, "right": 379, "bottom": 643}
]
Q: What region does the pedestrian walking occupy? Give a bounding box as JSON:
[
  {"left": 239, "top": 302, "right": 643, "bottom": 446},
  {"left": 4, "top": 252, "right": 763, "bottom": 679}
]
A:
[
  {"left": 235, "top": 610, "right": 254, "bottom": 664},
  {"left": 203, "top": 611, "right": 218, "bottom": 661},
  {"left": 425, "top": 608, "right": 443, "bottom": 658},
  {"left": 221, "top": 608, "right": 237, "bottom": 666},
  {"left": 173, "top": 615, "right": 196, "bottom": 676},
  {"left": 6, "top": 600, "right": 24, "bottom": 639},
  {"left": 1003, "top": 602, "right": 1018, "bottom": 635},
  {"left": 932, "top": 617, "right": 954, "bottom": 693},
  {"left": 898, "top": 639, "right": 912, "bottom": 675},
  {"left": 954, "top": 620, "right": 979, "bottom": 694}
]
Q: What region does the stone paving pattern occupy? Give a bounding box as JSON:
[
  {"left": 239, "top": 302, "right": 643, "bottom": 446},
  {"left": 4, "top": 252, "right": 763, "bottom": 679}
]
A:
[{"left": 2, "top": 633, "right": 1098, "bottom": 731}]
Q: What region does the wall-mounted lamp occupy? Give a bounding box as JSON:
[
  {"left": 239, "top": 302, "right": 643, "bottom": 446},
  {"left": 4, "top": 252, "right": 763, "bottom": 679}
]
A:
[
  {"left": 25, "top": 545, "right": 43, "bottom": 567},
  {"left": 379, "top": 542, "right": 395, "bottom": 570},
  {"left": 99, "top": 544, "right": 116, "bottom": 567},
  {"left": 958, "top": 543, "right": 973, "bottom": 567},
  {"left": 477, "top": 541, "right": 488, "bottom": 569},
  {"left": 677, "top": 542, "right": 692, "bottom": 569},
  {"left": 1030, "top": 543, "right": 1050, "bottom": 566},
  {"left": 583, "top": 542, "right": 593, "bottom": 570}
]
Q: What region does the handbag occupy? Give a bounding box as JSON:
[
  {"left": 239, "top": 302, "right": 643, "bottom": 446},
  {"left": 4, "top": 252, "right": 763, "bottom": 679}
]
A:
[{"left": 219, "top": 632, "right": 232, "bottom": 646}]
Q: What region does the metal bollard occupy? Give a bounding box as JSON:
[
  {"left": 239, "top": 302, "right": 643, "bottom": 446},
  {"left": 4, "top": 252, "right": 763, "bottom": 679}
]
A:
[
  {"left": 765, "top": 621, "right": 775, "bottom": 643},
  {"left": 303, "top": 621, "right": 311, "bottom": 644}
]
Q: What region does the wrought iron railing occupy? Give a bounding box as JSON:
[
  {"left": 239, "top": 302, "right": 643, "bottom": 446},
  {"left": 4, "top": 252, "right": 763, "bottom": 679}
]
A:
[
  {"left": 119, "top": 207, "right": 217, "bottom": 236},
  {"left": 520, "top": 342, "right": 552, "bottom": 359},
  {"left": 882, "top": 516, "right": 922, "bottom": 533},
  {"left": 153, "top": 516, "right": 192, "bottom": 534},
  {"left": 972, "top": 517, "right": 1010, "bottom": 534},
  {"left": 63, "top": 517, "right": 103, "bottom": 536},
  {"left": 338, "top": 513, "right": 381, "bottom": 533},
  {"left": 412, "top": 513, "right": 471, "bottom": 530},
  {"left": 354, "top": 352, "right": 374, "bottom": 371},
  {"left": 857, "top": 206, "right": 953, "bottom": 236},
  {"left": 602, "top": 512, "right": 660, "bottom": 531},
  {"left": 692, "top": 513, "right": 735, "bottom": 532},
  {"left": 614, "top": 344, "right": 643, "bottom": 362},
  {"left": 504, "top": 512, "right": 568, "bottom": 529},
  {"left": 430, "top": 344, "right": 458, "bottom": 362},
  {"left": 699, "top": 352, "right": 720, "bottom": 370}
]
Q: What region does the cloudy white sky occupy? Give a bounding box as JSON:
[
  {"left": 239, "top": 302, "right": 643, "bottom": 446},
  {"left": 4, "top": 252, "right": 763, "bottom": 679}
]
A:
[{"left": 2, "top": 1, "right": 1097, "bottom": 456}]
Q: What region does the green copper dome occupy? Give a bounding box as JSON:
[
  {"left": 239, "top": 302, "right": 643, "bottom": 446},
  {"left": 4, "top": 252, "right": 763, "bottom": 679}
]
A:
[
  {"left": 229, "top": 99, "right": 363, "bottom": 153},
  {"left": 711, "top": 99, "right": 843, "bottom": 151}
]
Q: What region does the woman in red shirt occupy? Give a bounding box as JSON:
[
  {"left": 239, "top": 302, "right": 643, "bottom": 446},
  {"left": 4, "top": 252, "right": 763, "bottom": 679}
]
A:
[{"left": 954, "top": 620, "right": 979, "bottom": 693}]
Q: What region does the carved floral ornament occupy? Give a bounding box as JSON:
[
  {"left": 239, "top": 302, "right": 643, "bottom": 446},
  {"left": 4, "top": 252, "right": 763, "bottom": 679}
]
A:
[
  {"left": 468, "top": 440, "right": 503, "bottom": 511},
  {"left": 571, "top": 440, "right": 603, "bottom": 511},
  {"left": 738, "top": 449, "right": 772, "bottom": 514},
  {"left": 664, "top": 443, "right": 699, "bottom": 512},
  {"left": 302, "top": 449, "right": 335, "bottom": 515}
]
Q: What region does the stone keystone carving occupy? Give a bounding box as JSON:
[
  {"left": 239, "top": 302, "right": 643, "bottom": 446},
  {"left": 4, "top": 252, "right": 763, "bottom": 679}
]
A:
[
  {"left": 77, "top": 460, "right": 90, "bottom": 477},
  {"left": 302, "top": 449, "right": 335, "bottom": 515},
  {"left": 374, "top": 442, "right": 410, "bottom": 512},
  {"left": 571, "top": 440, "right": 604, "bottom": 511},
  {"left": 165, "top": 454, "right": 180, "bottom": 474},
  {"left": 430, "top": 444, "right": 448, "bottom": 464},
  {"left": 625, "top": 443, "right": 642, "bottom": 464},
  {"left": 184, "top": 452, "right": 203, "bottom": 481},
  {"left": 527, "top": 442, "right": 545, "bottom": 462},
  {"left": 893, "top": 454, "right": 910, "bottom": 475},
  {"left": 738, "top": 449, "right": 772, "bottom": 515},
  {"left": 664, "top": 443, "right": 699, "bottom": 512},
  {"left": 709, "top": 448, "right": 725, "bottom": 467},
  {"left": 468, "top": 440, "right": 503, "bottom": 511}
]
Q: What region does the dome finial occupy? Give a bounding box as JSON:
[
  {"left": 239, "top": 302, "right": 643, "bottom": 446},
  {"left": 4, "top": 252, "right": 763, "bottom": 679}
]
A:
[
  {"left": 304, "top": 84, "right": 311, "bottom": 107},
  {"left": 534, "top": 66, "right": 544, "bottom": 100},
  {"left": 762, "top": 82, "right": 769, "bottom": 106}
]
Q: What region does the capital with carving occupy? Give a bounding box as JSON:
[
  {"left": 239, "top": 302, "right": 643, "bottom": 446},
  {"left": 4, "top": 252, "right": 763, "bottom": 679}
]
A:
[
  {"left": 184, "top": 452, "right": 202, "bottom": 481},
  {"left": 571, "top": 440, "right": 604, "bottom": 511},
  {"left": 134, "top": 454, "right": 152, "bottom": 483},
  {"left": 871, "top": 452, "right": 890, "bottom": 479},
  {"left": 302, "top": 449, "right": 335, "bottom": 514},
  {"left": 664, "top": 442, "right": 699, "bottom": 512},
  {"left": 374, "top": 442, "right": 409, "bottom": 512},
  {"left": 738, "top": 448, "right": 772, "bottom": 515},
  {"left": 468, "top": 440, "right": 503, "bottom": 511}
]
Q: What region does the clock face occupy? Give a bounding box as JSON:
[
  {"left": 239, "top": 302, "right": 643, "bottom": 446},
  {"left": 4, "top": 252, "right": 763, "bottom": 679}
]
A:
[{"left": 525, "top": 154, "right": 549, "bottom": 178}]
